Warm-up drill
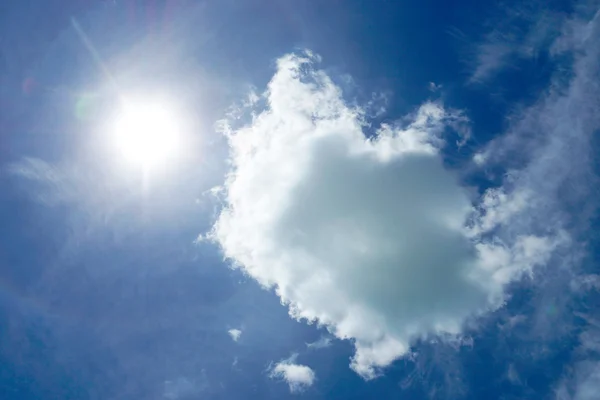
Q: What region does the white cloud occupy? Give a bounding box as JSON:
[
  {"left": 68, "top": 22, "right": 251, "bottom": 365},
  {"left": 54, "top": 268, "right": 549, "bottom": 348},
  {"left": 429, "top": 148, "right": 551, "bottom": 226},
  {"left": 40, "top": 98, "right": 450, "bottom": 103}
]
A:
[
  {"left": 306, "top": 336, "right": 333, "bottom": 350},
  {"left": 211, "top": 51, "right": 552, "bottom": 379},
  {"left": 269, "top": 355, "right": 316, "bottom": 393},
  {"left": 468, "top": 188, "right": 531, "bottom": 235},
  {"left": 228, "top": 328, "right": 242, "bottom": 342}
]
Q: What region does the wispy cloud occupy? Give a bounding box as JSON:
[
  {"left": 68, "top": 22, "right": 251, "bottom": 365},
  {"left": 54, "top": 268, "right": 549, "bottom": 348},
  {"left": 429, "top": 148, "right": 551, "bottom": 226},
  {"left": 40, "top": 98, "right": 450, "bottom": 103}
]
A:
[
  {"left": 163, "top": 374, "right": 208, "bottom": 400},
  {"left": 8, "top": 157, "right": 81, "bottom": 207},
  {"left": 466, "top": 2, "right": 564, "bottom": 84},
  {"left": 306, "top": 336, "right": 332, "bottom": 350},
  {"left": 476, "top": 5, "right": 600, "bottom": 263},
  {"left": 472, "top": 4, "right": 600, "bottom": 398}
]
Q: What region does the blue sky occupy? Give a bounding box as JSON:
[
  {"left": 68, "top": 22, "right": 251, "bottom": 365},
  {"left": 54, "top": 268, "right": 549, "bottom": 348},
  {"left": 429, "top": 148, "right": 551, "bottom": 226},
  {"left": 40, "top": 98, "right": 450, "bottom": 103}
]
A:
[{"left": 1, "top": 0, "right": 600, "bottom": 399}]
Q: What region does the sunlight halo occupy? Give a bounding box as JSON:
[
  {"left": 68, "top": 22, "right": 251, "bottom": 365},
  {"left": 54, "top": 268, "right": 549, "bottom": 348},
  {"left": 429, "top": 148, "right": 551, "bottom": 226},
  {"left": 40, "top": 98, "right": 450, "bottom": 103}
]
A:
[{"left": 111, "top": 99, "right": 183, "bottom": 170}]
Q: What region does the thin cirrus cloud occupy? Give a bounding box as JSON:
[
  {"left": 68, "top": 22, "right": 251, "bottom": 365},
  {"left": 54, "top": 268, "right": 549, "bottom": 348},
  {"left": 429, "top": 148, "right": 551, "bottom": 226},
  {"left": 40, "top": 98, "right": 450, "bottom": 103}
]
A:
[
  {"left": 466, "top": 2, "right": 562, "bottom": 84},
  {"left": 306, "top": 336, "right": 332, "bottom": 350},
  {"left": 469, "top": 4, "right": 600, "bottom": 398},
  {"left": 547, "top": 8, "right": 600, "bottom": 399},
  {"left": 210, "top": 51, "right": 556, "bottom": 379}
]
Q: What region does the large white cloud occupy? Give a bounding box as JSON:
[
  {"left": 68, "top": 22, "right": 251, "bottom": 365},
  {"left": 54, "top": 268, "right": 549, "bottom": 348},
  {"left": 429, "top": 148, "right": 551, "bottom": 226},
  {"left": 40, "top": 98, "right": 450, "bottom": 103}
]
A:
[{"left": 211, "top": 51, "right": 552, "bottom": 379}]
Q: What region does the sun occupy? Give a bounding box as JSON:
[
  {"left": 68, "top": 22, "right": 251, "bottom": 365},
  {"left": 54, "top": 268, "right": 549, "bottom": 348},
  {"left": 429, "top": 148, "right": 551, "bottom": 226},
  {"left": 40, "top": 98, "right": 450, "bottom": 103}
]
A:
[{"left": 112, "top": 100, "right": 183, "bottom": 170}]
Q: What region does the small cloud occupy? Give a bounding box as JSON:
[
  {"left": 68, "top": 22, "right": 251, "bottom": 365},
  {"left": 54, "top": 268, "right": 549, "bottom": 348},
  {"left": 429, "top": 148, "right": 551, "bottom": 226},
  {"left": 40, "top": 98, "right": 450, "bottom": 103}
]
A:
[
  {"left": 499, "top": 314, "right": 527, "bottom": 332},
  {"left": 428, "top": 82, "right": 442, "bottom": 92},
  {"left": 163, "top": 374, "right": 207, "bottom": 400},
  {"left": 306, "top": 336, "right": 332, "bottom": 350},
  {"left": 506, "top": 364, "right": 521, "bottom": 385},
  {"left": 228, "top": 328, "right": 242, "bottom": 342},
  {"left": 472, "top": 152, "right": 487, "bottom": 165},
  {"left": 269, "top": 355, "right": 316, "bottom": 393},
  {"left": 469, "top": 42, "right": 512, "bottom": 84}
]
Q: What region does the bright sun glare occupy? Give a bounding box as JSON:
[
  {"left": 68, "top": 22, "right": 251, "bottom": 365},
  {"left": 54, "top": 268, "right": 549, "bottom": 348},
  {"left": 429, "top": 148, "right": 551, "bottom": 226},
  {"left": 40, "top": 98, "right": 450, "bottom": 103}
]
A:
[{"left": 112, "top": 101, "right": 182, "bottom": 169}]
